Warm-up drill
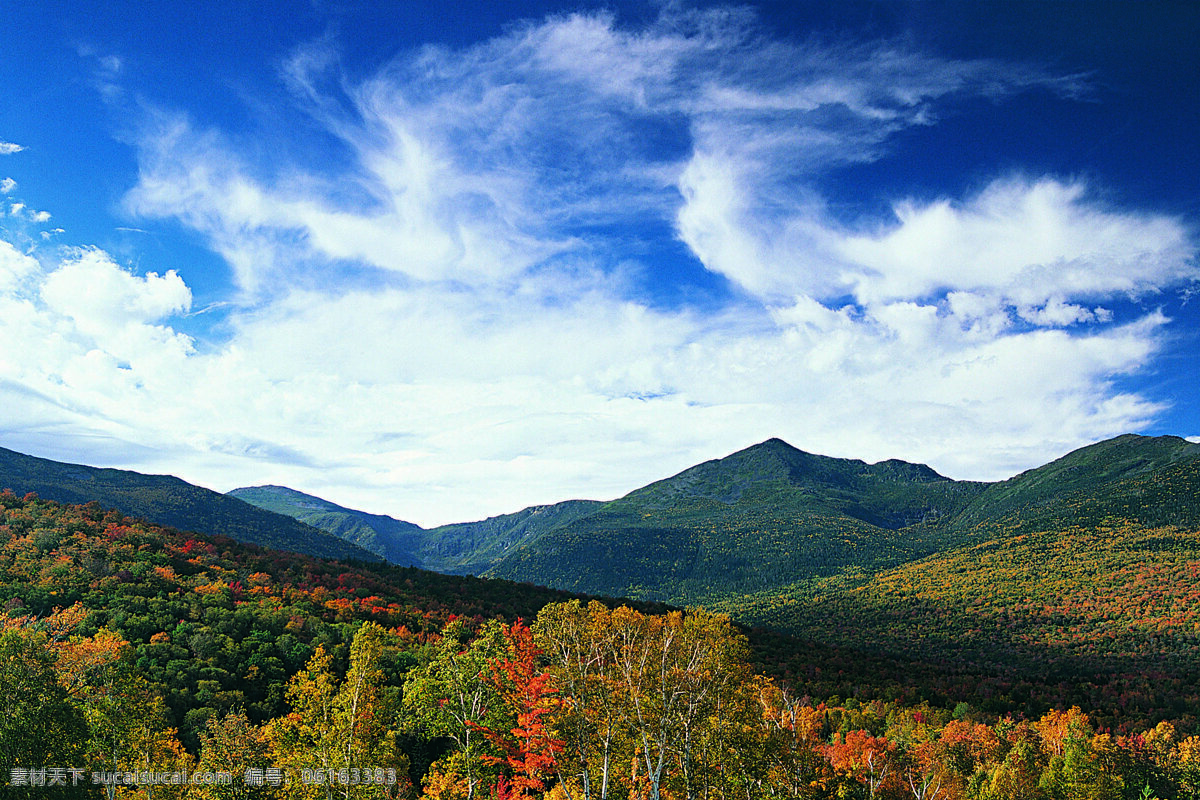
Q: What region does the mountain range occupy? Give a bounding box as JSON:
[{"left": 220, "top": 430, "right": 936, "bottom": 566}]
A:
[
  {"left": 231, "top": 433, "right": 1200, "bottom": 605},
  {"left": 4, "top": 432, "right": 1200, "bottom": 728},
  {"left": 6, "top": 434, "right": 1199, "bottom": 614}
]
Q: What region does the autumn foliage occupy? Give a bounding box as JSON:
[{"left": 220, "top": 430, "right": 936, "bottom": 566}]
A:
[{"left": 2, "top": 491, "right": 1200, "bottom": 799}]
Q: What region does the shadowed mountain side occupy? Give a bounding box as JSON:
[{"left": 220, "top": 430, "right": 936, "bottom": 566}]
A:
[
  {"left": 228, "top": 485, "right": 427, "bottom": 566},
  {"left": 420, "top": 499, "right": 604, "bottom": 574},
  {"left": 0, "top": 446, "right": 376, "bottom": 562}
]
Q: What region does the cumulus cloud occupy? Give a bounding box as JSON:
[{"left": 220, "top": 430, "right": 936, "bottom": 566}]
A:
[
  {"left": 0, "top": 141, "right": 22, "bottom": 155},
  {"left": 1, "top": 7, "right": 1195, "bottom": 525},
  {"left": 41, "top": 248, "right": 191, "bottom": 333},
  {"left": 0, "top": 239, "right": 39, "bottom": 291},
  {"left": 834, "top": 179, "right": 1193, "bottom": 305},
  {"left": 0, "top": 178, "right": 15, "bottom": 194}
]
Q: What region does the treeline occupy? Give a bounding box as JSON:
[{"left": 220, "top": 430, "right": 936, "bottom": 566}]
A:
[{"left": 4, "top": 602, "right": 1200, "bottom": 800}]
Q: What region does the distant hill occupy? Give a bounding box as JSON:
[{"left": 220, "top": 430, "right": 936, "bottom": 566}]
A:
[
  {"left": 0, "top": 446, "right": 376, "bottom": 562},
  {"left": 228, "top": 485, "right": 426, "bottom": 566}
]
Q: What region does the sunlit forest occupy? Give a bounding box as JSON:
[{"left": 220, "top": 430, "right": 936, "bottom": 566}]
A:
[
  {"left": 3, "top": 491, "right": 1200, "bottom": 799},
  {"left": 7, "top": 599, "right": 1200, "bottom": 799}
]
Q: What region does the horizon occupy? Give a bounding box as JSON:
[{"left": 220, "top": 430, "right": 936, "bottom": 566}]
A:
[{"left": 2, "top": 1, "right": 1198, "bottom": 527}]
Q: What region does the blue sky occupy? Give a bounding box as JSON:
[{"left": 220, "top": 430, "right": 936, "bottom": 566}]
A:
[{"left": 1, "top": 1, "right": 1197, "bottom": 525}]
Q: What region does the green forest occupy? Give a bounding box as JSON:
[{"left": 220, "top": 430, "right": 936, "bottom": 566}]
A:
[{"left": 3, "top": 491, "right": 1200, "bottom": 799}]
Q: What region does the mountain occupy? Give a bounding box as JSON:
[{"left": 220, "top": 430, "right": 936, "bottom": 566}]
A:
[
  {"left": 233, "top": 438, "right": 987, "bottom": 601},
  {"left": 480, "top": 438, "right": 987, "bottom": 602},
  {"left": 230, "top": 434, "right": 1200, "bottom": 612},
  {"left": 948, "top": 432, "right": 1200, "bottom": 532},
  {"left": 228, "top": 485, "right": 426, "bottom": 566},
  {"left": 0, "top": 446, "right": 376, "bottom": 562}
]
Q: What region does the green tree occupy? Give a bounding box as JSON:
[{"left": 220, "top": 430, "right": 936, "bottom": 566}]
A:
[
  {"left": 0, "top": 627, "right": 91, "bottom": 800},
  {"left": 403, "top": 619, "right": 509, "bottom": 800},
  {"left": 269, "top": 622, "right": 408, "bottom": 800}
]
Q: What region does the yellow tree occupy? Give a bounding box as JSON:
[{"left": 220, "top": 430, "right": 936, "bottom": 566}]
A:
[
  {"left": 404, "top": 619, "right": 509, "bottom": 800},
  {"left": 1177, "top": 736, "right": 1200, "bottom": 799},
  {"left": 534, "top": 601, "right": 624, "bottom": 800},
  {"left": 1034, "top": 708, "right": 1121, "bottom": 800},
  {"left": 269, "top": 622, "right": 408, "bottom": 800},
  {"left": 604, "top": 606, "right": 751, "bottom": 800},
  {"left": 660, "top": 608, "right": 752, "bottom": 800},
  {"left": 192, "top": 711, "right": 273, "bottom": 800},
  {"left": 757, "top": 686, "right": 834, "bottom": 798}
]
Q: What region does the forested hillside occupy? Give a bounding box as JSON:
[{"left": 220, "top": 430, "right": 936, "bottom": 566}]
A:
[
  {"left": 4, "top": 489, "right": 1200, "bottom": 798},
  {"left": 7, "top": 434, "right": 1200, "bottom": 796},
  {"left": 0, "top": 491, "right": 603, "bottom": 751},
  {"left": 228, "top": 437, "right": 1200, "bottom": 637},
  {"left": 0, "top": 447, "right": 373, "bottom": 561},
  {"left": 227, "top": 486, "right": 427, "bottom": 567},
  {"left": 723, "top": 437, "right": 1200, "bottom": 732}
]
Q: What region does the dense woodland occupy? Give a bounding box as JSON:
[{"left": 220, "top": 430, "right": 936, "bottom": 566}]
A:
[{"left": 3, "top": 491, "right": 1200, "bottom": 799}]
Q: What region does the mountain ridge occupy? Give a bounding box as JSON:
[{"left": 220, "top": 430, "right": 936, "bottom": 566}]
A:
[
  {"left": 7, "top": 433, "right": 1199, "bottom": 612},
  {"left": 0, "top": 446, "right": 377, "bottom": 562},
  {"left": 227, "top": 433, "right": 1200, "bottom": 621}
]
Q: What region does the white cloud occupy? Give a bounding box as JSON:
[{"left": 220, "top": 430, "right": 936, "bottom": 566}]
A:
[
  {"left": 40, "top": 248, "right": 191, "bottom": 334},
  {"left": 5, "top": 199, "right": 51, "bottom": 224},
  {"left": 1, "top": 8, "right": 1195, "bottom": 526},
  {"left": 0, "top": 239, "right": 39, "bottom": 291},
  {"left": 133, "top": 10, "right": 1066, "bottom": 298},
  {"left": 835, "top": 179, "right": 1192, "bottom": 305},
  {"left": 0, "top": 233, "right": 1178, "bottom": 525},
  {"left": 0, "top": 142, "right": 22, "bottom": 155},
  {"left": 0, "top": 178, "right": 15, "bottom": 194}
]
